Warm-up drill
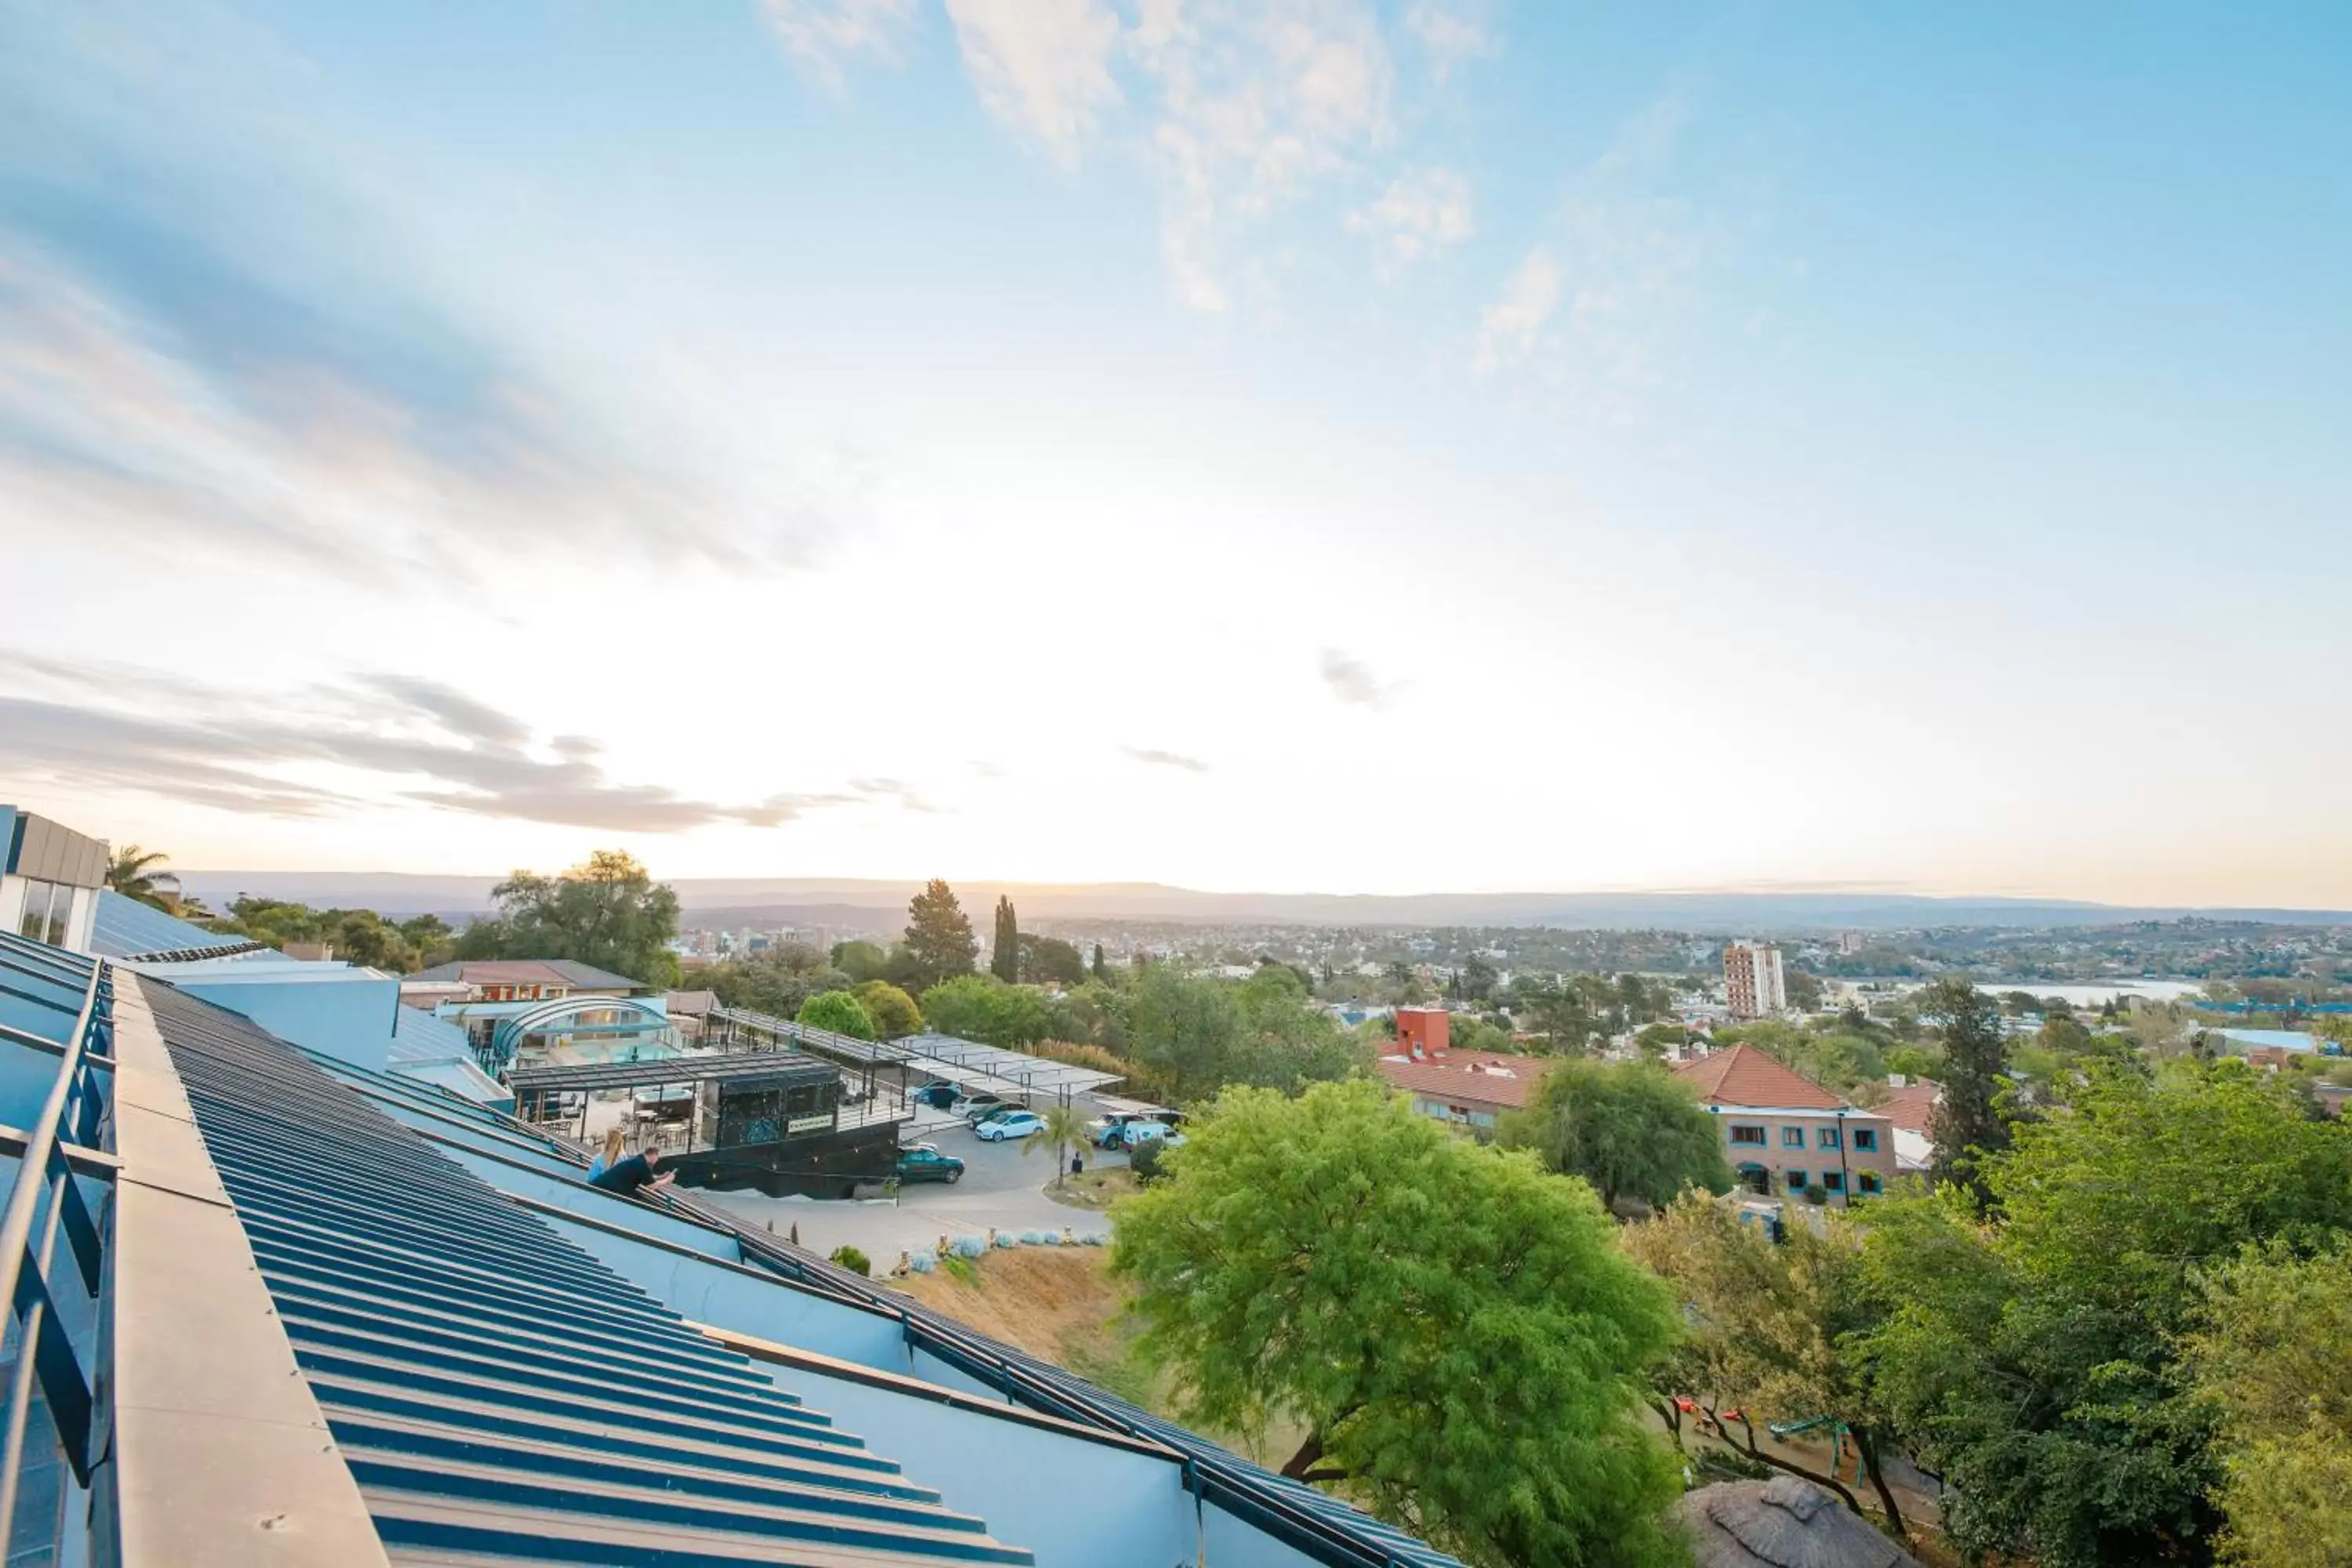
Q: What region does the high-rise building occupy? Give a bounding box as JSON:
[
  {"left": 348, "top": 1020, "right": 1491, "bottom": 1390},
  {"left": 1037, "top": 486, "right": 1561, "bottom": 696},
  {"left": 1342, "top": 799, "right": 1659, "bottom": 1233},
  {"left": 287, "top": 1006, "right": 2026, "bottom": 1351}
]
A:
[{"left": 1723, "top": 941, "right": 1787, "bottom": 1020}]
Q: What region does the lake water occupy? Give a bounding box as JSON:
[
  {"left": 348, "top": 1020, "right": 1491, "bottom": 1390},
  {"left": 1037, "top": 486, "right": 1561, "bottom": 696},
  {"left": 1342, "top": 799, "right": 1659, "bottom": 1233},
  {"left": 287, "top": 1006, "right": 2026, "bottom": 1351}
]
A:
[{"left": 1831, "top": 978, "right": 2208, "bottom": 1007}]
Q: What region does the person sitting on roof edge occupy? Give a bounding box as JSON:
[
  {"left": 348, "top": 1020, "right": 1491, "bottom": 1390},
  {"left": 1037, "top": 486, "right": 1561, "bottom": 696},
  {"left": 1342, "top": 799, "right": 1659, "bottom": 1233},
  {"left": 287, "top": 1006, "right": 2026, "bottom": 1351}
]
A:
[
  {"left": 589, "top": 1126, "right": 626, "bottom": 1182},
  {"left": 590, "top": 1139, "right": 675, "bottom": 1200}
]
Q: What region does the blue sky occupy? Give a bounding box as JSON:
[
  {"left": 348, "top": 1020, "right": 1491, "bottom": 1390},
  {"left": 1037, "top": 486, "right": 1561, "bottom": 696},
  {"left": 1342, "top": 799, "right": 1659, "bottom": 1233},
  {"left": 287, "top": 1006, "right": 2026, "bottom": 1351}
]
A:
[{"left": 2, "top": 0, "right": 2347, "bottom": 903}]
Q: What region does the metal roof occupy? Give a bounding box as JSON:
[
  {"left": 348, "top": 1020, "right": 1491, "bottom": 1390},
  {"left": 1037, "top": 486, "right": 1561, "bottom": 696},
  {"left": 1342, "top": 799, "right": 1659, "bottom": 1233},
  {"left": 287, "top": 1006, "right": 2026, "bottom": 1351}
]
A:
[
  {"left": 141, "top": 979, "right": 1034, "bottom": 1566},
  {"left": 408, "top": 958, "right": 650, "bottom": 992},
  {"left": 713, "top": 1011, "right": 1123, "bottom": 1097},
  {"left": 302, "top": 1032, "right": 1463, "bottom": 1568},
  {"left": 89, "top": 887, "right": 262, "bottom": 962},
  {"left": 506, "top": 1053, "right": 843, "bottom": 1094}
]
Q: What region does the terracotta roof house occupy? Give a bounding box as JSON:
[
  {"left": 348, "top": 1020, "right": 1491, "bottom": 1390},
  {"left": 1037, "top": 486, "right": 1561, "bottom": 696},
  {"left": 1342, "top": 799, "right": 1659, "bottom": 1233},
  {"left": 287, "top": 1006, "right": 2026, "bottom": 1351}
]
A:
[
  {"left": 1672, "top": 1044, "right": 1897, "bottom": 1207},
  {"left": 1377, "top": 1047, "right": 1545, "bottom": 1136},
  {"left": 1875, "top": 1079, "right": 1942, "bottom": 1172},
  {"left": 1677, "top": 1476, "right": 1921, "bottom": 1568}
]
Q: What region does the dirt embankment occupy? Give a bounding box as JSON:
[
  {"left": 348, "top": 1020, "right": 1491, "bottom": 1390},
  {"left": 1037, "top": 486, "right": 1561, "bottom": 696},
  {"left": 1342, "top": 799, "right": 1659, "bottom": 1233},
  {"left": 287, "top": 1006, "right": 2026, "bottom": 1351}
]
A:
[{"left": 894, "top": 1247, "right": 1140, "bottom": 1385}]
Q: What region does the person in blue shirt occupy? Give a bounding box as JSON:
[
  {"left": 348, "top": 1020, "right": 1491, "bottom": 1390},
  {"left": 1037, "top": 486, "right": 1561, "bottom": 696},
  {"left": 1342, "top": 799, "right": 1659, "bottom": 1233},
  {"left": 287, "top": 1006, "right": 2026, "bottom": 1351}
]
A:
[{"left": 588, "top": 1127, "right": 626, "bottom": 1182}]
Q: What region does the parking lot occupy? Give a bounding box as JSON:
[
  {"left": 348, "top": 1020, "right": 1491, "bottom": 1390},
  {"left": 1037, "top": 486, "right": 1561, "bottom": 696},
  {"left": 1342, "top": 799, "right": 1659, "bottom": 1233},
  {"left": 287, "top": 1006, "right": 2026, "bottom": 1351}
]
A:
[{"left": 691, "top": 1100, "right": 1131, "bottom": 1269}]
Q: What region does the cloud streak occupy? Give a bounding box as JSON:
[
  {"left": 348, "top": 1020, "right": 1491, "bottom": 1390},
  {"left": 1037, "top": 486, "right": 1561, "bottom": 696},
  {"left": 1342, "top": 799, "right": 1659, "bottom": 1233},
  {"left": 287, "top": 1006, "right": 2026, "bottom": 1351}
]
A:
[
  {"left": 1123, "top": 746, "right": 1210, "bottom": 773},
  {"left": 0, "top": 12, "right": 850, "bottom": 585},
  {"left": 0, "top": 654, "right": 924, "bottom": 834},
  {"left": 1319, "top": 648, "right": 1401, "bottom": 710}
]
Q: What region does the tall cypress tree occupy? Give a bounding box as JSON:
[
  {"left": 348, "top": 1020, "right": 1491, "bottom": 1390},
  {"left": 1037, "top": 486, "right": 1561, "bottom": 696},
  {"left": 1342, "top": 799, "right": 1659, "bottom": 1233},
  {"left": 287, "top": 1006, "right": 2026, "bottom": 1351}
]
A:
[
  {"left": 992, "top": 895, "right": 1020, "bottom": 983},
  {"left": 1923, "top": 977, "right": 2012, "bottom": 1210},
  {"left": 1091, "top": 942, "right": 1109, "bottom": 982}
]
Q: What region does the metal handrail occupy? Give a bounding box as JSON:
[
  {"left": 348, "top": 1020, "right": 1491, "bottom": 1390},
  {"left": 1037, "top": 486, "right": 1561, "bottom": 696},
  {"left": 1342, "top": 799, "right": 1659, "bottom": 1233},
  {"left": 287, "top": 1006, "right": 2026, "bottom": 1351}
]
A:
[{"left": 0, "top": 951, "right": 114, "bottom": 1557}]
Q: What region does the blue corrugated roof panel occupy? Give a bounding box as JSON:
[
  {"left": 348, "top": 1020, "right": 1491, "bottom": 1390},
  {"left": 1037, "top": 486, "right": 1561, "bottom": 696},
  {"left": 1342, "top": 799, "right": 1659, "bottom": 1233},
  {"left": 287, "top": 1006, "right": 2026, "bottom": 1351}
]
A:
[
  {"left": 90, "top": 889, "right": 260, "bottom": 961},
  {"left": 140, "top": 978, "right": 1034, "bottom": 1566},
  {"left": 309, "top": 1040, "right": 1468, "bottom": 1568}
]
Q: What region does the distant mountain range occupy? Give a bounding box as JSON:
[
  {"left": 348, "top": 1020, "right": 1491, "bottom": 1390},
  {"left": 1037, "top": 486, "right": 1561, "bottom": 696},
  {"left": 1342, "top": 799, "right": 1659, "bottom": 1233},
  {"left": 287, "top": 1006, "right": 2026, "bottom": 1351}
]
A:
[{"left": 172, "top": 872, "right": 2352, "bottom": 933}]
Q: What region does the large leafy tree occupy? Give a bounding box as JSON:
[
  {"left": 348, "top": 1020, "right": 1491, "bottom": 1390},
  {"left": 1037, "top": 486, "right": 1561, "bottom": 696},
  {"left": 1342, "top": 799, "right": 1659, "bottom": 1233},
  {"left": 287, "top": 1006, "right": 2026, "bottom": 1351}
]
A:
[
  {"left": 1112, "top": 1080, "right": 1686, "bottom": 1568},
  {"left": 919, "top": 974, "right": 1048, "bottom": 1047},
  {"left": 1017, "top": 932, "right": 1087, "bottom": 986},
  {"left": 851, "top": 979, "right": 921, "bottom": 1040},
  {"left": 1918, "top": 976, "right": 2009, "bottom": 1204},
  {"left": 1500, "top": 1058, "right": 1730, "bottom": 1212},
  {"left": 991, "top": 895, "right": 1020, "bottom": 982},
  {"left": 1625, "top": 1196, "right": 1909, "bottom": 1537},
  {"left": 1125, "top": 965, "right": 1366, "bottom": 1102},
  {"left": 1856, "top": 1062, "right": 2352, "bottom": 1568},
  {"left": 832, "top": 940, "right": 891, "bottom": 983},
  {"left": 2185, "top": 1243, "right": 2352, "bottom": 1567},
  {"left": 456, "top": 850, "right": 682, "bottom": 987},
  {"left": 700, "top": 944, "right": 850, "bottom": 1018},
  {"left": 797, "top": 989, "right": 876, "bottom": 1040},
  {"left": 895, "top": 879, "right": 977, "bottom": 993}
]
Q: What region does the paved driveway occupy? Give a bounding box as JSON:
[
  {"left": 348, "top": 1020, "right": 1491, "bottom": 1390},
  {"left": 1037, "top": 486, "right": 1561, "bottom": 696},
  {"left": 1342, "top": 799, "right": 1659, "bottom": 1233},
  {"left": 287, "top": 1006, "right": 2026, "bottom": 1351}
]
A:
[{"left": 691, "top": 1112, "right": 1127, "bottom": 1268}]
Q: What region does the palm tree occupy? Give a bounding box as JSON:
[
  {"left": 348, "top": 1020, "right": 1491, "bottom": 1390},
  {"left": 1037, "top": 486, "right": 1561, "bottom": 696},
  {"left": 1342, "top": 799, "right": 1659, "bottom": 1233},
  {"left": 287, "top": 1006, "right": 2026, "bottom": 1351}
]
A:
[
  {"left": 1022, "top": 1102, "right": 1094, "bottom": 1189},
  {"left": 107, "top": 845, "right": 172, "bottom": 910}
]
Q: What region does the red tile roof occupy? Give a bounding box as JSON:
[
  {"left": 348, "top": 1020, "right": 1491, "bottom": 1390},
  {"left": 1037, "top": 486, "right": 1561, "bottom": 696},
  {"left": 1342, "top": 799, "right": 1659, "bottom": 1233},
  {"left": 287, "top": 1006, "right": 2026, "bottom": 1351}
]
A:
[
  {"left": 1671, "top": 1044, "right": 1846, "bottom": 1110},
  {"left": 1875, "top": 1081, "right": 1942, "bottom": 1134},
  {"left": 1376, "top": 1051, "right": 1545, "bottom": 1110}
]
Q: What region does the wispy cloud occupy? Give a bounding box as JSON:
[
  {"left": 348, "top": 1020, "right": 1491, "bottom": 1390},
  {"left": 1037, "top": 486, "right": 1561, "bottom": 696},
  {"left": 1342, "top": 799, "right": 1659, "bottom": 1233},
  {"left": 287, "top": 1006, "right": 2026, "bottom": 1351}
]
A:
[
  {"left": 1404, "top": 0, "right": 1496, "bottom": 81},
  {"left": 1133, "top": 0, "right": 1396, "bottom": 312},
  {"left": 1122, "top": 745, "right": 1210, "bottom": 773},
  {"left": 942, "top": 0, "right": 1123, "bottom": 165},
  {"left": 770, "top": 0, "right": 1478, "bottom": 313},
  {"left": 1472, "top": 83, "right": 1726, "bottom": 419},
  {"left": 1474, "top": 247, "right": 1561, "bottom": 372},
  {"left": 0, "top": 653, "right": 924, "bottom": 833},
  {"left": 1348, "top": 166, "right": 1474, "bottom": 264},
  {"left": 0, "top": 10, "right": 855, "bottom": 586},
  {"left": 759, "top": 0, "right": 921, "bottom": 89},
  {"left": 1318, "top": 648, "right": 1401, "bottom": 710}
]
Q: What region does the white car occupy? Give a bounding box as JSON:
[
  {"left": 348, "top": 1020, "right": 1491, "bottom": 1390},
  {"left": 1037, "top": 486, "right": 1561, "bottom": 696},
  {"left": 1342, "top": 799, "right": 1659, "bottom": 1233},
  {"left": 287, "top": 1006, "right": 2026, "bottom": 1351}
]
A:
[{"left": 975, "top": 1111, "right": 1044, "bottom": 1142}]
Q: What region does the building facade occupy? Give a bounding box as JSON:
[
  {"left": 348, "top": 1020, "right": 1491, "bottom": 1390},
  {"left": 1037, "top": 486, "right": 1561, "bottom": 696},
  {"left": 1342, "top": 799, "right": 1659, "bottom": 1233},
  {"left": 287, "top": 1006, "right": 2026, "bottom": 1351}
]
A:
[
  {"left": 0, "top": 806, "right": 105, "bottom": 952},
  {"left": 1722, "top": 942, "right": 1787, "bottom": 1020},
  {"left": 1673, "top": 1044, "right": 1897, "bottom": 1206}
]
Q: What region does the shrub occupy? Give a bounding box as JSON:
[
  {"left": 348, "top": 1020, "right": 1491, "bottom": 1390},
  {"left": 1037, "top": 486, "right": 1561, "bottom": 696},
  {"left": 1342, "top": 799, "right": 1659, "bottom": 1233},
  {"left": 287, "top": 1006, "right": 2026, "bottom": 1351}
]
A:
[
  {"left": 1128, "top": 1139, "right": 1164, "bottom": 1182},
  {"left": 828, "top": 1243, "right": 871, "bottom": 1276}
]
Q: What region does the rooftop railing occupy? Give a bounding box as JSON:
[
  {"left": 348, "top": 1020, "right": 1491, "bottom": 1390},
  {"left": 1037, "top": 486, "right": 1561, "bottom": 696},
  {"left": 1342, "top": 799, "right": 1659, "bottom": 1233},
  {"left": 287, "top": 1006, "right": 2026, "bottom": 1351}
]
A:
[{"left": 0, "top": 930, "right": 118, "bottom": 1566}]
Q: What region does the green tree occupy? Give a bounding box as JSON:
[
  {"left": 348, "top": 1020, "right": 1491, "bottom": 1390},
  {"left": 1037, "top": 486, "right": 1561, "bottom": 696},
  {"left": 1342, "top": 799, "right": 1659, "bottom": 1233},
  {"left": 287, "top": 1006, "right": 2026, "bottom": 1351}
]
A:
[
  {"left": 1856, "top": 1062, "right": 2352, "bottom": 1568},
  {"left": 457, "top": 850, "right": 682, "bottom": 987},
  {"left": 1500, "top": 1058, "right": 1730, "bottom": 1212},
  {"left": 397, "top": 913, "right": 456, "bottom": 967},
  {"left": 1625, "top": 1195, "right": 1909, "bottom": 1537},
  {"left": 105, "top": 844, "right": 172, "bottom": 909},
  {"left": 991, "top": 895, "right": 1020, "bottom": 983},
  {"left": 832, "top": 940, "right": 890, "bottom": 983},
  {"left": 1018, "top": 933, "right": 1087, "bottom": 986},
  {"left": 1091, "top": 942, "right": 1109, "bottom": 982},
  {"left": 1918, "top": 976, "right": 2009, "bottom": 1205},
  {"left": 2186, "top": 1243, "right": 2352, "bottom": 1567},
  {"left": 1518, "top": 976, "right": 1600, "bottom": 1054},
  {"left": 851, "top": 979, "right": 921, "bottom": 1040},
  {"left": 700, "top": 944, "right": 849, "bottom": 1018},
  {"left": 919, "top": 974, "right": 1048, "bottom": 1047},
  {"left": 798, "top": 989, "right": 877, "bottom": 1040},
  {"left": 897, "top": 880, "right": 978, "bottom": 993},
  {"left": 1112, "top": 1080, "right": 1686, "bottom": 1567}
]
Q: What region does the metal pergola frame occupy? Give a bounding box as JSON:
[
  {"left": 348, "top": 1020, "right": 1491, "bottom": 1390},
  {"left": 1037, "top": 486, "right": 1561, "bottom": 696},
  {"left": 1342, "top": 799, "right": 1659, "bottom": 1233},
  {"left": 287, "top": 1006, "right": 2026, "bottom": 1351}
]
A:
[{"left": 706, "top": 1011, "right": 1123, "bottom": 1105}]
